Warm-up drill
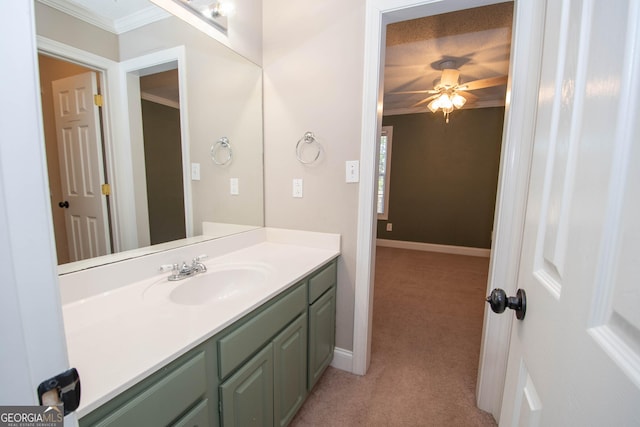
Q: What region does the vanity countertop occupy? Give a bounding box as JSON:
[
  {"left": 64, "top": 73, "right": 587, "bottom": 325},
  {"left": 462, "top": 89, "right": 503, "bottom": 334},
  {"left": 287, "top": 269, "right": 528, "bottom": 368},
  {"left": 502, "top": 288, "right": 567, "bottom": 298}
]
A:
[{"left": 59, "top": 228, "right": 340, "bottom": 417}]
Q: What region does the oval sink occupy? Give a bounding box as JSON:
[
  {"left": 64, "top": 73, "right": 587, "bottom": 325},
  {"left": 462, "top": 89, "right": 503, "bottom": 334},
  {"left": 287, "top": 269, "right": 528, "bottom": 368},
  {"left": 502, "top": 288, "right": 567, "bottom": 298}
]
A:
[{"left": 168, "top": 265, "right": 270, "bottom": 306}]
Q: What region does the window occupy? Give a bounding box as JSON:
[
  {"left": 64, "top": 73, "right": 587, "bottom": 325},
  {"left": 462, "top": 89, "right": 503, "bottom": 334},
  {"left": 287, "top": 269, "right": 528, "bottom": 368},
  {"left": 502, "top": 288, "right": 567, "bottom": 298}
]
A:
[{"left": 377, "top": 126, "right": 393, "bottom": 220}]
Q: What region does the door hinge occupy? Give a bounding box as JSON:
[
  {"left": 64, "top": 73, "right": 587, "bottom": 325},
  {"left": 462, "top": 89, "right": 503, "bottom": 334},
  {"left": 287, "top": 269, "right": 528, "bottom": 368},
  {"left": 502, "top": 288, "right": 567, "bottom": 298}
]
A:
[
  {"left": 37, "top": 367, "right": 81, "bottom": 416},
  {"left": 94, "top": 94, "right": 103, "bottom": 107},
  {"left": 101, "top": 183, "right": 111, "bottom": 196}
]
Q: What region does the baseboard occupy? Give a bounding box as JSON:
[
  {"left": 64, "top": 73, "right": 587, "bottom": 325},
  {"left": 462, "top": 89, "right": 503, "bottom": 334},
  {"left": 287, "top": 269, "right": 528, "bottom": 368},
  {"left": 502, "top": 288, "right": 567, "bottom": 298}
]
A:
[
  {"left": 376, "top": 239, "right": 491, "bottom": 258},
  {"left": 330, "top": 347, "right": 353, "bottom": 373}
]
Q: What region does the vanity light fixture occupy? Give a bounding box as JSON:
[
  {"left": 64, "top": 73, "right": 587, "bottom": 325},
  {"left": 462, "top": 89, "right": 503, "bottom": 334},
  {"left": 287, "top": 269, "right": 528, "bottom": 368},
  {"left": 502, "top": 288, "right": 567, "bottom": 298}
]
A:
[{"left": 174, "top": 0, "right": 234, "bottom": 32}]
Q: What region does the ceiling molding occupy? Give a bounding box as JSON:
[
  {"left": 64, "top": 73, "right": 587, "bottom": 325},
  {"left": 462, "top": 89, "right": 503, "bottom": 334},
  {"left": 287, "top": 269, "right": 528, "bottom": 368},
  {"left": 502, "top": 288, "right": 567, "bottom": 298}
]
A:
[
  {"left": 114, "top": 6, "right": 170, "bottom": 34},
  {"left": 37, "top": 0, "right": 170, "bottom": 34}
]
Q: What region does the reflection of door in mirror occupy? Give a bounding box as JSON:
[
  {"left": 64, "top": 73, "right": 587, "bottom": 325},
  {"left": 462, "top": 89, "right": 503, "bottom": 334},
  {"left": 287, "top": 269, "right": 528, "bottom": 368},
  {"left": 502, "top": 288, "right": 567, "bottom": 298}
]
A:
[
  {"left": 139, "top": 69, "right": 186, "bottom": 245},
  {"left": 38, "top": 54, "right": 112, "bottom": 264}
]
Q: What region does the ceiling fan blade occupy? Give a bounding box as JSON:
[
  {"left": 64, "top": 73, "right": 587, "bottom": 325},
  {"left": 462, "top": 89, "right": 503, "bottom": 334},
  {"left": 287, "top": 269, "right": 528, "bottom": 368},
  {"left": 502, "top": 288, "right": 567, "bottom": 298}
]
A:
[
  {"left": 440, "top": 69, "right": 460, "bottom": 87},
  {"left": 389, "top": 89, "right": 438, "bottom": 95},
  {"left": 461, "top": 75, "right": 508, "bottom": 91},
  {"left": 456, "top": 90, "right": 478, "bottom": 103},
  {"left": 411, "top": 94, "right": 438, "bottom": 108}
]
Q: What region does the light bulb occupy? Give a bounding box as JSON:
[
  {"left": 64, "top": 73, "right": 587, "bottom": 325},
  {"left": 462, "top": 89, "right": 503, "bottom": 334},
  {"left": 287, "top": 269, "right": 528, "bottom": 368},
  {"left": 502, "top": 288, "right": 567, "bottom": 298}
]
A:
[
  {"left": 451, "top": 93, "right": 466, "bottom": 109},
  {"left": 213, "top": 1, "right": 235, "bottom": 16},
  {"left": 437, "top": 93, "right": 453, "bottom": 110},
  {"left": 427, "top": 99, "right": 439, "bottom": 113}
]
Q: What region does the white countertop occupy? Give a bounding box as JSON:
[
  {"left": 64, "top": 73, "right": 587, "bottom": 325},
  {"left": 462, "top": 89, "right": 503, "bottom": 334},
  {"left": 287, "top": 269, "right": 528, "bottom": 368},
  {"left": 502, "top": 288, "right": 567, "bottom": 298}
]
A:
[{"left": 59, "top": 228, "right": 340, "bottom": 417}]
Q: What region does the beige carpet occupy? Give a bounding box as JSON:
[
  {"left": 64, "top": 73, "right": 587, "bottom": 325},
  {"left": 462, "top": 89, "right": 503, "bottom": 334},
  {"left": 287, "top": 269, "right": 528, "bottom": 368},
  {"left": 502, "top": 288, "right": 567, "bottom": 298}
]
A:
[{"left": 291, "top": 247, "right": 497, "bottom": 426}]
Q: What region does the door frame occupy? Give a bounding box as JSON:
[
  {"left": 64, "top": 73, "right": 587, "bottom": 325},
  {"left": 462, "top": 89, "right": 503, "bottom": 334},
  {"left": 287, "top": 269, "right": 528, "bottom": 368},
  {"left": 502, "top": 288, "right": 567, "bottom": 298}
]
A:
[
  {"left": 0, "top": 2, "right": 73, "bottom": 423},
  {"left": 354, "top": 0, "right": 542, "bottom": 420},
  {"left": 118, "top": 47, "right": 193, "bottom": 248},
  {"left": 37, "top": 36, "right": 122, "bottom": 251}
]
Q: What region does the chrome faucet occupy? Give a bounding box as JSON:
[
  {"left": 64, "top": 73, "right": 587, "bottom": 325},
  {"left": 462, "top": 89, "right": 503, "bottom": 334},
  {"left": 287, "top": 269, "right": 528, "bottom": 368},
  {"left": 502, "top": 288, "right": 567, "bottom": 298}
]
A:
[{"left": 160, "top": 254, "right": 208, "bottom": 281}]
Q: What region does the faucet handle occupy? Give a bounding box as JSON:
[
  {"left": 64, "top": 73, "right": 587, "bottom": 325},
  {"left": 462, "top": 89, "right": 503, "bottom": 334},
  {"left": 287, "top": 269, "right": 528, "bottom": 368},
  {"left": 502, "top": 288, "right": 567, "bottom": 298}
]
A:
[{"left": 193, "top": 254, "right": 208, "bottom": 262}]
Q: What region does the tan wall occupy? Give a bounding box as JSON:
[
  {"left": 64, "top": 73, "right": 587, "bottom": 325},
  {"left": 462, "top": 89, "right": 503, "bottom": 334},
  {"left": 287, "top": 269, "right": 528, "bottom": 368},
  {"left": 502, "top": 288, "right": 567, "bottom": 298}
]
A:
[
  {"left": 38, "top": 55, "right": 93, "bottom": 264},
  {"left": 263, "top": 0, "right": 367, "bottom": 351},
  {"left": 34, "top": 2, "right": 119, "bottom": 61}
]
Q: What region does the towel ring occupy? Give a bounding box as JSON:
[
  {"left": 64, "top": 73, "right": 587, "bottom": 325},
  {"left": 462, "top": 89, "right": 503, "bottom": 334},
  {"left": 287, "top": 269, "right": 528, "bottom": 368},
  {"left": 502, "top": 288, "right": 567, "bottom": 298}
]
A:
[
  {"left": 296, "top": 132, "right": 322, "bottom": 164},
  {"left": 211, "top": 137, "right": 232, "bottom": 165}
]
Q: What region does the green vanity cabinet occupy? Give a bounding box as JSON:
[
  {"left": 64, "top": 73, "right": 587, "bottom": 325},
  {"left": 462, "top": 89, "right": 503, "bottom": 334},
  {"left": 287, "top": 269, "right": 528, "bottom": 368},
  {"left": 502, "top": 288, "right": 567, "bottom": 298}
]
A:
[
  {"left": 79, "top": 258, "right": 337, "bottom": 427},
  {"left": 273, "top": 313, "right": 308, "bottom": 426},
  {"left": 307, "top": 262, "right": 337, "bottom": 390},
  {"left": 220, "top": 343, "right": 274, "bottom": 426},
  {"left": 79, "top": 340, "right": 219, "bottom": 427}
]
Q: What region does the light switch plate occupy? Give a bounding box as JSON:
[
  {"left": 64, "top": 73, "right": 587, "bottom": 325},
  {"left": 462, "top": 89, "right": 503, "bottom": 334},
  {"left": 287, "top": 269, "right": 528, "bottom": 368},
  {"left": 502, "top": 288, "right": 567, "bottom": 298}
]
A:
[
  {"left": 191, "top": 163, "right": 201, "bottom": 181},
  {"left": 293, "top": 178, "right": 303, "bottom": 198},
  {"left": 230, "top": 178, "right": 239, "bottom": 195},
  {"left": 346, "top": 160, "right": 359, "bottom": 183}
]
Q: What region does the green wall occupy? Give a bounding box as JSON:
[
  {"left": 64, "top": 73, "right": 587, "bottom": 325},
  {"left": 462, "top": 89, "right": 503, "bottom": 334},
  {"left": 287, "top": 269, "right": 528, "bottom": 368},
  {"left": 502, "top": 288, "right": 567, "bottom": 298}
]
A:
[
  {"left": 378, "top": 107, "right": 504, "bottom": 249},
  {"left": 141, "top": 100, "right": 186, "bottom": 245}
]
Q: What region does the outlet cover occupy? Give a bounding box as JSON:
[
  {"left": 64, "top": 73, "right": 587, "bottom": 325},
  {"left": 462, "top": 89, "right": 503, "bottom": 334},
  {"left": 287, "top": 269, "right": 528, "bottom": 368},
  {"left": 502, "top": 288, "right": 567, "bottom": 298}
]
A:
[
  {"left": 293, "top": 178, "right": 303, "bottom": 198},
  {"left": 191, "top": 163, "right": 201, "bottom": 181},
  {"left": 346, "top": 160, "right": 360, "bottom": 183},
  {"left": 230, "top": 178, "right": 239, "bottom": 195},
  {"left": 386, "top": 223, "right": 393, "bottom": 231}
]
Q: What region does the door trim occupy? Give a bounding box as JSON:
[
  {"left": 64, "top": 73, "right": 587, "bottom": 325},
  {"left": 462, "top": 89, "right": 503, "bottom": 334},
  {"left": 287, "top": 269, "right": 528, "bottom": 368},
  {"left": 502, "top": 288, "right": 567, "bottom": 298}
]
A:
[{"left": 354, "top": 0, "right": 540, "bottom": 420}]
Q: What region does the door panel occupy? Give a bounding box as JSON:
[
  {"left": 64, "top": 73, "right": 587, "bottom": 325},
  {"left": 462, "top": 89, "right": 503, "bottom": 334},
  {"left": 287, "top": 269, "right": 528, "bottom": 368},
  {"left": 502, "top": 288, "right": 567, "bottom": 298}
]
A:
[
  {"left": 52, "top": 71, "right": 110, "bottom": 262},
  {"left": 501, "top": 0, "right": 640, "bottom": 425}
]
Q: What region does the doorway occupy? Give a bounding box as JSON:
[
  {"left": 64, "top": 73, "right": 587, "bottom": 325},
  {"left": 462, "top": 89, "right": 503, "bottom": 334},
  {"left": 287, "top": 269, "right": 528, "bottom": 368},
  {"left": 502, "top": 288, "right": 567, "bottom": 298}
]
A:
[
  {"left": 38, "top": 53, "right": 111, "bottom": 264},
  {"left": 371, "top": 1, "right": 512, "bottom": 420},
  {"left": 354, "top": 0, "right": 538, "bottom": 420}
]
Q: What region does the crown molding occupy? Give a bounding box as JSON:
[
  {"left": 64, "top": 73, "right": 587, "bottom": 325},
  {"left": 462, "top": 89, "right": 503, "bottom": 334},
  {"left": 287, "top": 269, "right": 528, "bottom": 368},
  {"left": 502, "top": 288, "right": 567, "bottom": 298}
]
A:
[{"left": 37, "top": 0, "right": 170, "bottom": 34}]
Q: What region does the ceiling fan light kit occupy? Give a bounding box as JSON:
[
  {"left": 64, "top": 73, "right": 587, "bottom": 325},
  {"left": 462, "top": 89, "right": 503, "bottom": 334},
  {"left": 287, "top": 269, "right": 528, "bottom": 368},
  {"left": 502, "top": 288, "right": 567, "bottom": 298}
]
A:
[{"left": 427, "top": 89, "right": 467, "bottom": 123}]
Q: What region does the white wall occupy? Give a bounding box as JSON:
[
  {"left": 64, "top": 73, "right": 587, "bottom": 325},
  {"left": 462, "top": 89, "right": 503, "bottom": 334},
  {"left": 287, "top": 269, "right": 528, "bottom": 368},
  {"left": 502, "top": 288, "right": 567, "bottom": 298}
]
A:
[{"left": 263, "top": 0, "right": 366, "bottom": 352}]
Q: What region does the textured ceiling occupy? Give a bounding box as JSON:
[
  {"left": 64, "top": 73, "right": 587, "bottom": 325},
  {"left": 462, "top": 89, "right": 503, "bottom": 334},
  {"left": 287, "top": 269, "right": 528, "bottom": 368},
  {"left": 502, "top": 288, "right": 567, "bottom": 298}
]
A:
[{"left": 384, "top": 2, "right": 514, "bottom": 115}]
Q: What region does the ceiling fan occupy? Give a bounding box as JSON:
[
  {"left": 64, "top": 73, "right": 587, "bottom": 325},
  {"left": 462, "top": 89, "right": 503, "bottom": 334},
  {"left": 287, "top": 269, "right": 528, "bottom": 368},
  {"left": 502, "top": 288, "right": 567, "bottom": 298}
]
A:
[{"left": 391, "top": 60, "right": 508, "bottom": 123}]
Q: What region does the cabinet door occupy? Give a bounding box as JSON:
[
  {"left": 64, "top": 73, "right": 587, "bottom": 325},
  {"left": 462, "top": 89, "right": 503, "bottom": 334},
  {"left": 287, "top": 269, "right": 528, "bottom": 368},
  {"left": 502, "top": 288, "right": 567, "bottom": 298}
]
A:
[
  {"left": 273, "top": 313, "right": 307, "bottom": 427},
  {"left": 220, "top": 343, "right": 274, "bottom": 427},
  {"left": 308, "top": 286, "right": 336, "bottom": 390}
]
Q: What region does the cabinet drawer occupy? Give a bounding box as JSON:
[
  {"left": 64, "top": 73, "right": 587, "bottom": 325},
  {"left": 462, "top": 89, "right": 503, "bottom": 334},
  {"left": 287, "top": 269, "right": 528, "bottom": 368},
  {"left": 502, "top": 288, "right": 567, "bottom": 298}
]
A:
[
  {"left": 218, "top": 284, "right": 306, "bottom": 379},
  {"left": 308, "top": 260, "right": 337, "bottom": 304},
  {"left": 91, "top": 351, "right": 207, "bottom": 427}
]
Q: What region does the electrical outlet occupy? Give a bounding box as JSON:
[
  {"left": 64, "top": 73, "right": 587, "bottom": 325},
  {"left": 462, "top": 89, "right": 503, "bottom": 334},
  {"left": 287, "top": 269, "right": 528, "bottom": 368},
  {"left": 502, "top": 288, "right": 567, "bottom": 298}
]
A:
[
  {"left": 191, "top": 163, "right": 201, "bottom": 181},
  {"left": 386, "top": 223, "right": 393, "bottom": 232},
  {"left": 293, "top": 178, "right": 303, "bottom": 198}
]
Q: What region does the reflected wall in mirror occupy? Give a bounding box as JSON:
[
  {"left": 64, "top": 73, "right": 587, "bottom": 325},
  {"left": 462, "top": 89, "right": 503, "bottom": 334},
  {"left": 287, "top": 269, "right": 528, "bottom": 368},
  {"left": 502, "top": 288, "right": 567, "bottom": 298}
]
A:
[{"left": 34, "top": 0, "right": 264, "bottom": 273}]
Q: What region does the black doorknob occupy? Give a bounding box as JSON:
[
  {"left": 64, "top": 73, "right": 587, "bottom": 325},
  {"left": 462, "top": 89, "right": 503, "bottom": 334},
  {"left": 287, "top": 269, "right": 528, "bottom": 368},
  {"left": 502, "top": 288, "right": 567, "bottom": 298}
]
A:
[
  {"left": 486, "top": 288, "right": 526, "bottom": 320},
  {"left": 58, "top": 201, "right": 69, "bottom": 208}
]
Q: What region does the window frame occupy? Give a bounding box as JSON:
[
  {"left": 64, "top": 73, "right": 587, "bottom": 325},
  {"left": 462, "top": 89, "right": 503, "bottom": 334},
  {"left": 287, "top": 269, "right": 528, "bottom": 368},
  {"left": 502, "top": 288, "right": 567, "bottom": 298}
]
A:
[{"left": 377, "top": 126, "right": 393, "bottom": 220}]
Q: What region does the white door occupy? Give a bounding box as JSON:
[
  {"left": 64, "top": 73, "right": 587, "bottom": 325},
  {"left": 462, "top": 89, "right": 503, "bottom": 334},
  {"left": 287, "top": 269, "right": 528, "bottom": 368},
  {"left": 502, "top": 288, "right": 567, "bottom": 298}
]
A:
[
  {"left": 52, "top": 71, "right": 110, "bottom": 262},
  {"left": 499, "top": 0, "right": 640, "bottom": 425}
]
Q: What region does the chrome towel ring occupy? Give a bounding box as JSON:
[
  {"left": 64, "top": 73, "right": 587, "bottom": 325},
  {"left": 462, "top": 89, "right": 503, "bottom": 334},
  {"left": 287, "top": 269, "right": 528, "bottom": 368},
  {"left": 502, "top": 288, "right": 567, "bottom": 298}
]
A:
[
  {"left": 211, "top": 137, "right": 232, "bottom": 165},
  {"left": 296, "top": 132, "right": 322, "bottom": 164}
]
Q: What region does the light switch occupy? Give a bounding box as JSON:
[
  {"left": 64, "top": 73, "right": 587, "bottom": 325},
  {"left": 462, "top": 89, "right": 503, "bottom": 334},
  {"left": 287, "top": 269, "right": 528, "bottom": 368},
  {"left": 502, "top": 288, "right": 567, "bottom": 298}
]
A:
[
  {"left": 293, "top": 178, "right": 303, "bottom": 198},
  {"left": 346, "top": 160, "right": 359, "bottom": 183},
  {"left": 191, "top": 163, "right": 201, "bottom": 181},
  {"left": 230, "top": 178, "right": 239, "bottom": 195}
]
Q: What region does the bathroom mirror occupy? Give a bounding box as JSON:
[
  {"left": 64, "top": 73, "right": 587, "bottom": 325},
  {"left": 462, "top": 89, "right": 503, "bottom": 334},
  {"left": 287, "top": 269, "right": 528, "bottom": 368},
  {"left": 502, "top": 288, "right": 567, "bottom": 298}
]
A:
[{"left": 34, "top": 0, "right": 264, "bottom": 274}]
